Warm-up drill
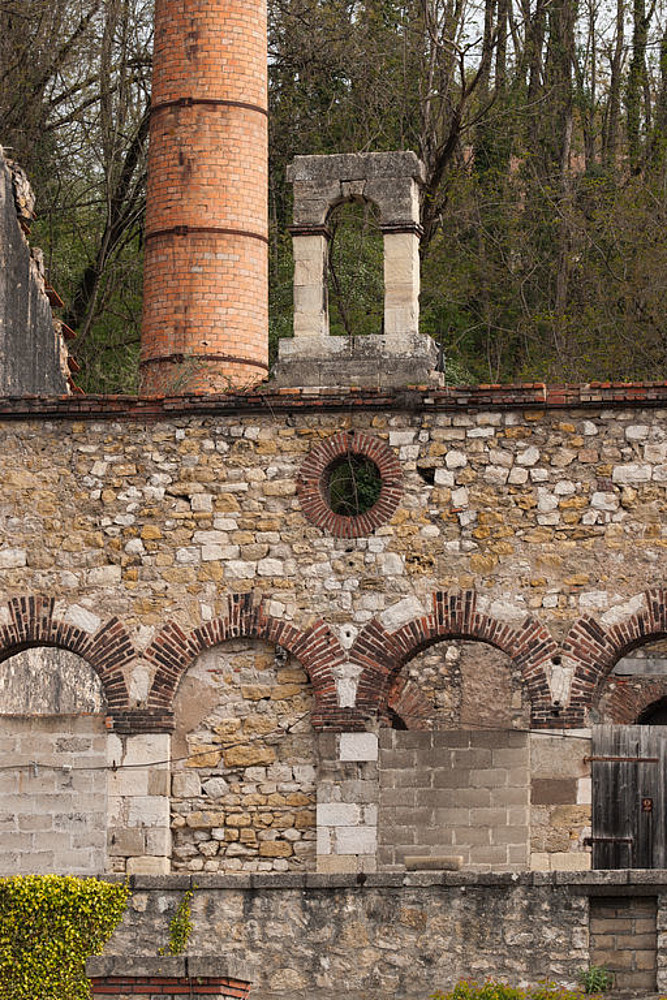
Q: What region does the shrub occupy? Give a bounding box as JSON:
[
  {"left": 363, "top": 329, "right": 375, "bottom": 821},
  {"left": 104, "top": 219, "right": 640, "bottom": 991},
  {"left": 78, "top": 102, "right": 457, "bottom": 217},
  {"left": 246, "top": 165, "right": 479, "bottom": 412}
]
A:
[
  {"left": 431, "top": 980, "right": 587, "bottom": 1000},
  {"left": 0, "top": 874, "right": 129, "bottom": 999},
  {"left": 577, "top": 966, "right": 614, "bottom": 994}
]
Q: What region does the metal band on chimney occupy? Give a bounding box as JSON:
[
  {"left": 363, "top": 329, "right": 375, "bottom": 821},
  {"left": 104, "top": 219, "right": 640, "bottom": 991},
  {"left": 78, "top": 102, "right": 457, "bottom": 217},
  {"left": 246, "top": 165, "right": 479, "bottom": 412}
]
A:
[
  {"left": 140, "top": 353, "right": 269, "bottom": 372},
  {"left": 145, "top": 225, "right": 270, "bottom": 244},
  {"left": 150, "top": 97, "right": 269, "bottom": 117}
]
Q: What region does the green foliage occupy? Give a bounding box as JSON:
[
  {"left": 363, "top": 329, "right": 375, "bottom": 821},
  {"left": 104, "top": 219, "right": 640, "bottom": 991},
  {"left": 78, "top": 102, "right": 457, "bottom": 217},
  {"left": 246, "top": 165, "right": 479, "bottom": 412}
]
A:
[
  {"left": 327, "top": 454, "right": 383, "bottom": 516},
  {"left": 577, "top": 967, "right": 614, "bottom": 994},
  {"left": 165, "top": 888, "right": 194, "bottom": 955},
  {"left": 0, "top": 874, "right": 129, "bottom": 1000},
  {"left": 431, "top": 981, "right": 587, "bottom": 1000}
]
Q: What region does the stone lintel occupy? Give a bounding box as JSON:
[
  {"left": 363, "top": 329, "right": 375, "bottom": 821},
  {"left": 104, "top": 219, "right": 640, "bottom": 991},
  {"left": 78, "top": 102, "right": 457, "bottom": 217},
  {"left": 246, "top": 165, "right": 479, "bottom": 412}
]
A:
[{"left": 287, "top": 151, "right": 425, "bottom": 185}]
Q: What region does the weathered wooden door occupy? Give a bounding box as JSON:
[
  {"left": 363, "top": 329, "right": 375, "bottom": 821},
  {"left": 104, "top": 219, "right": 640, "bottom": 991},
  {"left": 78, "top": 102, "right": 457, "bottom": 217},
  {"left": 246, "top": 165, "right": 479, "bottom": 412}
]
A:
[{"left": 591, "top": 725, "right": 666, "bottom": 868}]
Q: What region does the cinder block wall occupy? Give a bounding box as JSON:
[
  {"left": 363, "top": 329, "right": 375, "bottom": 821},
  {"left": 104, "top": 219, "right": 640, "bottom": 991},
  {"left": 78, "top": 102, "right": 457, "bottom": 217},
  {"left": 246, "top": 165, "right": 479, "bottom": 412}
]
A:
[{"left": 378, "top": 730, "right": 530, "bottom": 871}]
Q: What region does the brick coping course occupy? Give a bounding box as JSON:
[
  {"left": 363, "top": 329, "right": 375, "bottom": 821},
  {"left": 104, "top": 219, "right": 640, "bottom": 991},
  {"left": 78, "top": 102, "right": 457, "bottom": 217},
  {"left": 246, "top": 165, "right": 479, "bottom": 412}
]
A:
[{"left": 4, "top": 381, "right": 667, "bottom": 419}]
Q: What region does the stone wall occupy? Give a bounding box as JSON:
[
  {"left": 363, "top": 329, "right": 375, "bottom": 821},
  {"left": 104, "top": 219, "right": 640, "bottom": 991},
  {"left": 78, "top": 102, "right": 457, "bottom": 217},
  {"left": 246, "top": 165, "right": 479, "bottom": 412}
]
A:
[
  {"left": 0, "top": 149, "right": 69, "bottom": 395},
  {"left": 2, "top": 388, "right": 667, "bottom": 872},
  {"left": 170, "top": 640, "right": 316, "bottom": 873},
  {"left": 104, "top": 872, "right": 592, "bottom": 1000}
]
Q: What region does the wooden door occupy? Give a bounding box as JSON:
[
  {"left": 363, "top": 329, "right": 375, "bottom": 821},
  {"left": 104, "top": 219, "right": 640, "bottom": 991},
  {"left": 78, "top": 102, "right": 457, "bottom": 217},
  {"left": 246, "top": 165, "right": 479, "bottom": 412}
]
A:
[{"left": 590, "top": 725, "right": 666, "bottom": 869}]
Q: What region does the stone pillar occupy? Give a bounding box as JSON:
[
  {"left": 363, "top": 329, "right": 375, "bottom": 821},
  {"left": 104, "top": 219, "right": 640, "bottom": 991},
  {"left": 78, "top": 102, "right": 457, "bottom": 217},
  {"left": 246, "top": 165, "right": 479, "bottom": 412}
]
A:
[
  {"left": 87, "top": 957, "right": 253, "bottom": 1000},
  {"left": 316, "top": 732, "right": 379, "bottom": 873},
  {"left": 382, "top": 225, "right": 421, "bottom": 338},
  {"left": 140, "top": 0, "right": 268, "bottom": 394},
  {"left": 107, "top": 732, "right": 171, "bottom": 874},
  {"left": 291, "top": 226, "right": 330, "bottom": 339}
]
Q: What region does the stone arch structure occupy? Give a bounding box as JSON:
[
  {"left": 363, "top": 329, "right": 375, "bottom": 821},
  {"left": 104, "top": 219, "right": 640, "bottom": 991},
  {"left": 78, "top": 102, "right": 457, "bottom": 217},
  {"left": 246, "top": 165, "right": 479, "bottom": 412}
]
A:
[
  {"left": 144, "top": 594, "right": 350, "bottom": 729},
  {"left": 351, "top": 591, "right": 556, "bottom": 724},
  {"left": 275, "top": 151, "right": 442, "bottom": 387},
  {"left": 0, "top": 595, "right": 132, "bottom": 711}
]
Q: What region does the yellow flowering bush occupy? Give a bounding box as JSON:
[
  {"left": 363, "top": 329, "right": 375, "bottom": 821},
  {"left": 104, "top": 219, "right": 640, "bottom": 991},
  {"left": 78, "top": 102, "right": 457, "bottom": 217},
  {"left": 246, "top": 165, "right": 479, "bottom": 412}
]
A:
[{"left": 0, "top": 874, "right": 129, "bottom": 999}]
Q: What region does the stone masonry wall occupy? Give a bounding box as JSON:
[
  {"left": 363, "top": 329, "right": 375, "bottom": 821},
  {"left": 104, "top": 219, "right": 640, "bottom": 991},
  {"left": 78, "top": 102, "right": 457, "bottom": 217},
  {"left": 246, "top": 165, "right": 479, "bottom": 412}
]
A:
[
  {"left": 170, "top": 640, "right": 316, "bottom": 873},
  {"left": 3, "top": 390, "right": 667, "bottom": 871},
  {"left": 378, "top": 730, "right": 530, "bottom": 871},
  {"left": 104, "top": 873, "right": 591, "bottom": 1000},
  {"left": 530, "top": 733, "right": 592, "bottom": 872}
]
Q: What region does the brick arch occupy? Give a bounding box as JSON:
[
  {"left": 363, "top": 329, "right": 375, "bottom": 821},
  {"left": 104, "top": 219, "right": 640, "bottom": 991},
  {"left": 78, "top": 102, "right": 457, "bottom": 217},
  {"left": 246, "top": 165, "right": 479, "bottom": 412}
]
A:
[
  {"left": 0, "top": 595, "right": 132, "bottom": 710},
  {"left": 351, "top": 591, "right": 555, "bottom": 723},
  {"left": 564, "top": 588, "right": 667, "bottom": 724},
  {"left": 144, "top": 593, "right": 352, "bottom": 729},
  {"left": 386, "top": 675, "right": 432, "bottom": 729},
  {"left": 600, "top": 678, "right": 667, "bottom": 725}
]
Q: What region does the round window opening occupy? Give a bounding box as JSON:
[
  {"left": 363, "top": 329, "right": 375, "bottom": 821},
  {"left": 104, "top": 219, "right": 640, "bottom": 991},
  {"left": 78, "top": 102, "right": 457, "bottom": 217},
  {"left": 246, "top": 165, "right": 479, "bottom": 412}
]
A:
[
  {"left": 326, "top": 453, "right": 383, "bottom": 517},
  {"left": 297, "top": 430, "right": 402, "bottom": 537}
]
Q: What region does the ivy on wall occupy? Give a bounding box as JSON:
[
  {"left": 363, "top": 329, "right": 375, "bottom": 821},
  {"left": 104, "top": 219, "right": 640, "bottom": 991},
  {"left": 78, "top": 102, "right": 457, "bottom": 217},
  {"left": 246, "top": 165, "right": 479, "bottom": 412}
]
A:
[{"left": 0, "top": 874, "right": 129, "bottom": 999}]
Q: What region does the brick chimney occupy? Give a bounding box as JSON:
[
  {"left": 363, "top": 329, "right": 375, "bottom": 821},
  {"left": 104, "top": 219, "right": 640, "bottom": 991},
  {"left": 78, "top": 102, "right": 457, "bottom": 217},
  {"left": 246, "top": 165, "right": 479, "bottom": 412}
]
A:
[{"left": 140, "top": 0, "right": 268, "bottom": 394}]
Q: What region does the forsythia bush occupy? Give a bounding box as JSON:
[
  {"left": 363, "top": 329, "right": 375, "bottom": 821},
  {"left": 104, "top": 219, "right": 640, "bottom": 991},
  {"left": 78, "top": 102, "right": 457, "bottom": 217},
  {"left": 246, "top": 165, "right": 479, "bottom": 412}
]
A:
[{"left": 0, "top": 874, "right": 129, "bottom": 999}]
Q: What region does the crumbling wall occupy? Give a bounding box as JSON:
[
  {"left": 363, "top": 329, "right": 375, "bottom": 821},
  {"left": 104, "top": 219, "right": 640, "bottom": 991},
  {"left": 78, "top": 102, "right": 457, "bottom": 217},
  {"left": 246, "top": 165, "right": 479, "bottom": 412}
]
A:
[{"left": 0, "top": 148, "right": 69, "bottom": 395}]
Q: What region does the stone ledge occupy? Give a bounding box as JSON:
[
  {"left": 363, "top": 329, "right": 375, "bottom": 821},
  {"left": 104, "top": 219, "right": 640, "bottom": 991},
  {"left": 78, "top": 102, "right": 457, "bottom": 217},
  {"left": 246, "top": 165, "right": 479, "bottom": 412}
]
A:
[
  {"left": 86, "top": 955, "right": 254, "bottom": 983},
  {"left": 97, "top": 871, "right": 667, "bottom": 892}
]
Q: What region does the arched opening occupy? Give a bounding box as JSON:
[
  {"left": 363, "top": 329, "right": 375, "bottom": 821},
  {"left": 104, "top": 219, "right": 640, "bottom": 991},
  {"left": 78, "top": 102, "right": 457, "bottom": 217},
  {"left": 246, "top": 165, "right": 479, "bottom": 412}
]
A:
[
  {"left": 171, "top": 639, "right": 316, "bottom": 873},
  {"left": 327, "top": 199, "right": 383, "bottom": 337},
  {"left": 596, "top": 635, "right": 667, "bottom": 724},
  {"left": 388, "top": 638, "right": 528, "bottom": 730},
  {"left": 378, "top": 639, "right": 531, "bottom": 872},
  {"left": 637, "top": 697, "right": 667, "bottom": 725},
  {"left": 0, "top": 646, "right": 107, "bottom": 875}
]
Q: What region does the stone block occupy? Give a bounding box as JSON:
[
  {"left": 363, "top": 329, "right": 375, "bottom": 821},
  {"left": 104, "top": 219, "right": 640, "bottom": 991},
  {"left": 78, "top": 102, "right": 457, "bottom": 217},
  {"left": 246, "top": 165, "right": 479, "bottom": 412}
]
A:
[
  {"left": 108, "top": 827, "right": 144, "bottom": 857},
  {"left": 127, "top": 796, "right": 170, "bottom": 829},
  {"left": 122, "top": 734, "right": 170, "bottom": 768},
  {"left": 317, "top": 802, "right": 360, "bottom": 827},
  {"left": 334, "top": 826, "right": 377, "bottom": 855},
  {"left": 126, "top": 855, "right": 170, "bottom": 875},
  {"left": 145, "top": 827, "right": 172, "bottom": 857},
  {"left": 339, "top": 733, "right": 378, "bottom": 762}
]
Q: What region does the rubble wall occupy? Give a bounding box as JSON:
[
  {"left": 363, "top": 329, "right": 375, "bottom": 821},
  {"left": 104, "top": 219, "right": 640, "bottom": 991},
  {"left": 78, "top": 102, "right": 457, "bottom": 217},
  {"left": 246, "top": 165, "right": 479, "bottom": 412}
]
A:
[{"left": 0, "top": 150, "right": 68, "bottom": 395}]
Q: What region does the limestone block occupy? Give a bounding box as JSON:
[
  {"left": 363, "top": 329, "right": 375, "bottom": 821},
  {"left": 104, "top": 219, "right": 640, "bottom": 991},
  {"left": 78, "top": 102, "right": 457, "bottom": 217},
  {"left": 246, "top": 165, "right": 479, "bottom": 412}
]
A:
[
  {"left": 126, "top": 855, "right": 170, "bottom": 875},
  {"left": 107, "top": 827, "right": 144, "bottom": 857},
  {"left": 0, "top": 548, "right": 27, "bottom": 568},
  {"left": 122, "top": 734, "right": 170, "bottom": 768},
  {"left": 339, "top": 733, "right": 378, "bottom": 762},
  {"left": 127, "top": 795, "right": 170, "bottom": 829},
  {"left": 317, "top": 803, "right": 360, "bottom": 827},
  {"left": 334, "top": 826, "right": 377, "bottom": 854},
  {"left": 108, "top": 768, "right": 149, "bottom": 798},
  {"left": 144, "top": 826, "right": 172, "bottom": 856},
  {"left": 172, "top": 771, "right": 201, "bottom": 798}
]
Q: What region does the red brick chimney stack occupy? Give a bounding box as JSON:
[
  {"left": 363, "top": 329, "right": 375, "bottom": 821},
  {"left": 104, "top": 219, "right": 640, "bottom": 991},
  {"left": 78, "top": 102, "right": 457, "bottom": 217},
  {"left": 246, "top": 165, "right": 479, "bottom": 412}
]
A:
[{"left": 140, "top": 0, "right": 268, "bottom": 394}]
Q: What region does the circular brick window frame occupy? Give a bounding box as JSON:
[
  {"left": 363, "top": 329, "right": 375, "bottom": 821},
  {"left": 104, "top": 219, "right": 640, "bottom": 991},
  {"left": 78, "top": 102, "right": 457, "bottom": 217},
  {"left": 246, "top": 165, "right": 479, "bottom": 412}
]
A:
[{"left": 297, "top": 430, "right": 402, "bottom": 537}]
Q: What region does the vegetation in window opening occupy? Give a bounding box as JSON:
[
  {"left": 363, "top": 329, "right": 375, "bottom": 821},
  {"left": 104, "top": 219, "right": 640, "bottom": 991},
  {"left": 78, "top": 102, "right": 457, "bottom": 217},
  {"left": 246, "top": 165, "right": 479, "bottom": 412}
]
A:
[
  {"left": 0, "top": 874, "right": 129, "bottom": 1000},
  {"left": 326, "top": 453, "right": 383, "bottom": 516}
]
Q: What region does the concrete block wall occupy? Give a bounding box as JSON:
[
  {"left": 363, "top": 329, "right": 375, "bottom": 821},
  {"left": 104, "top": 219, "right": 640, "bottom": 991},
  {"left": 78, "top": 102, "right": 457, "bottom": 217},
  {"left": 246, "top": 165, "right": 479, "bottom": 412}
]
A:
[
  {"left": 377, "top": 729, "right": 530, "bottom": 871},
  {"left": 0, "top": 715, "right": 106, "bottom": 874}
]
